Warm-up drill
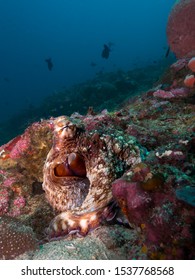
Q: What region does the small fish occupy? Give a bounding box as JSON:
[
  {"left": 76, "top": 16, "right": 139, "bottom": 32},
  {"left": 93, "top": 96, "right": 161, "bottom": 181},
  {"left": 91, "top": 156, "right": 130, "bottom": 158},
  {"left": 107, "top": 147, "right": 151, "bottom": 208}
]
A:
[
  {"left": 101, "top": 44, "right": 111, "bottom": 59},
  {"left": 45, "top": 58, "right": 53, "bottom": 71},
  {"left": 165, "top": 46, "right": 170, "bottom": 58}
]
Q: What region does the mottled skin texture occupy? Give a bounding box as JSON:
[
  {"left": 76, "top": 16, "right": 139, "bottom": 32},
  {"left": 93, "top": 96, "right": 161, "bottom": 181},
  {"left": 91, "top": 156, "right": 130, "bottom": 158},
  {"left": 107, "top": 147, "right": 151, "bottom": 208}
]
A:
[{"left": 43, "top": 116, "right": 141, "bottom": 236}]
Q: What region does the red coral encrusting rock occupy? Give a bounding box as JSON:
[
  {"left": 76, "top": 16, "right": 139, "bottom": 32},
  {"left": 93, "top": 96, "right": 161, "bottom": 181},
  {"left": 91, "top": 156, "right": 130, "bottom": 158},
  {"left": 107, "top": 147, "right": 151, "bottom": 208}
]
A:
[
  {"left": 0, "top": 120, "right": 55, "bottom": 237},
  {"left": 112, "top": 161, "right": 195, "bottom": 259}
]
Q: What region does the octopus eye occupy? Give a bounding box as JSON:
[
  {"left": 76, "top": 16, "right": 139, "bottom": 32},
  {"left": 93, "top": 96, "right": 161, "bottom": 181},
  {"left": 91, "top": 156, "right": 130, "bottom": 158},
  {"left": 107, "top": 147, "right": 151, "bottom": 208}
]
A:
[
  {"left": 54, "top": 153, "right": 86, "bottom": 178},
  {"left": 57, "top": 120, "right": 65, "bottom": 128}
]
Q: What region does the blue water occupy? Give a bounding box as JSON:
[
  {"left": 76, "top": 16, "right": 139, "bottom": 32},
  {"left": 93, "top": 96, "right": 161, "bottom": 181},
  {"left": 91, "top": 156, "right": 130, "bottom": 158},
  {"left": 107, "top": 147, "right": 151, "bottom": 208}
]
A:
[{"left": 0, "top": 0, "right": 175, "bottom": 122}]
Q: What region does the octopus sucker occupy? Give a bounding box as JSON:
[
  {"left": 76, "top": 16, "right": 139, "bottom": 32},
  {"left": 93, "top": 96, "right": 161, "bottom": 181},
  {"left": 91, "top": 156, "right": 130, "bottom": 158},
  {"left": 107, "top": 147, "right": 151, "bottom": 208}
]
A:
[{"left": 43, "top": 115, "right": 141, "bottom": 237}]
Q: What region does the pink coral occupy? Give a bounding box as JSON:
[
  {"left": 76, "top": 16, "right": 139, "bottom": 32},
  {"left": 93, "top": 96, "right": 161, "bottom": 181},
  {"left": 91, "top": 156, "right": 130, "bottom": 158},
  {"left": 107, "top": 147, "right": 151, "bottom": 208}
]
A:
[
  {"left": 167, "top": 0, "right": 195, "bottom": 58},
  {"left": 2, "top": 135, "right": 22, "bottom": 152},
  {"left": 13, "top": 196, "right": 26, "bottom": 208},
  {"left": 170, "top": 87, "right": 190, "bottom": 97},
  {"left": 3, "top": 177, "right": 16, "bottom": 188},
  {"left": 9, "top": 136, "right": 30, "bottom": 159},
  {"left": 153, "top": 87, "right": 189, "bottom": 99},
  {"left": 170, "top": 58, "right": 188, "bottom": 72},
  {"left": 0, "top": 189, "right": 10, "bottom": 214},
  {"left": 153, "top": 89, "right": 174, "bottom": 99}
]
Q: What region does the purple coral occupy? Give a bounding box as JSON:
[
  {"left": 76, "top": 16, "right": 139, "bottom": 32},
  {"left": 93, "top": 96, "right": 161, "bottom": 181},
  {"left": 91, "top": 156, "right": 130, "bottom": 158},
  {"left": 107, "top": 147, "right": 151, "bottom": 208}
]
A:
[
  {"left": 13, "top": 196, "right": 25, "bottom": 208},
  {"left": 3, "top": 177, "right": 16, "bottom": 188},
  {"left": 153, "top": 88, "right": 189, "bottom": 99},
  {"left": 10, "top": 196, "right": 26, "bottom": 216},
  {"left": 112, "top": 178, "right": 152, "bottom": 226}
]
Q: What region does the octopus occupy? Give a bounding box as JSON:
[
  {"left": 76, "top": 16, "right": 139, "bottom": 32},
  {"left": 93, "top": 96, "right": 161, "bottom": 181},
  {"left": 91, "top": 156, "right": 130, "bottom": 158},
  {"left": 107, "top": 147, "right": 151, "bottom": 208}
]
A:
[{"left": 43, "top": 115, "right": 142, "bottom": 237}]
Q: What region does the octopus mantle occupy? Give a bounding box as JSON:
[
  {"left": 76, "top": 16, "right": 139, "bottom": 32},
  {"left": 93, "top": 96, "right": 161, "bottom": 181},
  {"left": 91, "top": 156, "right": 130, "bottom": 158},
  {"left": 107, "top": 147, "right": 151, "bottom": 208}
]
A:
[{"left": 43, "top": 115, "right": 141, "bottom": 236}]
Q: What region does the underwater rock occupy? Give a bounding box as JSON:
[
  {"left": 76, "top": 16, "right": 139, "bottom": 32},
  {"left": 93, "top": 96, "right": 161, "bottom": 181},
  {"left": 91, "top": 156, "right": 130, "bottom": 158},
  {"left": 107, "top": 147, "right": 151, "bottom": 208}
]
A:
[
  {"left": 167, "top": 0, "right": 195, "bottom": 58},
  {"left": 0, "top": 120, "right": 53, "bottom": 217},
  {"left": 112, "top": 163, "right": 163, "bottom": 227},
  {"left": 112, "top": 161, "right": 195, "bottom": 259},
  {"left": 112, "top": 178, "right": 152, "bottom": 226},
  {"left": 0, "top": 216, "right": 37, "bottom": 259},
  {"left": 0, "top": 120, "right": 55, "bottom": 238},
  {"left": 0, "top": 170, "right": 26, "bottom": 217},
  {"left": 17, "top": 225, "right": 145, "bottom": 260}
]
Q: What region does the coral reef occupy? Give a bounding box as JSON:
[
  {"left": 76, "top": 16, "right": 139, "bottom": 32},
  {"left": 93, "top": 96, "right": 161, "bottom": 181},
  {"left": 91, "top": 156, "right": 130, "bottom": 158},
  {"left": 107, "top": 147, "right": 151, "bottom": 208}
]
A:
[
  {"left": 167, "top": 0, "right": 195, "bottom": 58},
  {"left": 0, "top": 56, "right": 195, "bottom": 259},
  {"left": 112, "top": 163, "right": 195, "bottom": 259},
  {"left": 153, "top": 57, "right": 195, "bottom": 99},
  {"left": 0, "top": 120, "right": 55, "bottom": 237}
]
